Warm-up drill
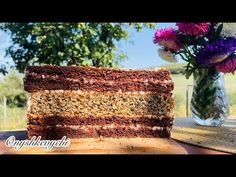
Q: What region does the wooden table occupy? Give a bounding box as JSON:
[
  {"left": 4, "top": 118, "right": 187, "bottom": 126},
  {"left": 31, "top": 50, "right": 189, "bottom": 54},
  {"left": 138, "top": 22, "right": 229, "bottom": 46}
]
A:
[{"left": 0, "top": 130, "right": 228, "bottom": 154}]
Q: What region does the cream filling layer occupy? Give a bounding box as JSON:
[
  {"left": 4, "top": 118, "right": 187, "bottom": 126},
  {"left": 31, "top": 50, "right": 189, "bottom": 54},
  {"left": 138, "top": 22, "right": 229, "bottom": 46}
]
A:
[
  {"left": 27, "top": 113, "right": 174, "bottom": 119},
  {"left": 43, "top": 124, "right": 169, "bottom": 131},
  {"left": 30, "top": 90, "right": 173, "bottom": 95}
]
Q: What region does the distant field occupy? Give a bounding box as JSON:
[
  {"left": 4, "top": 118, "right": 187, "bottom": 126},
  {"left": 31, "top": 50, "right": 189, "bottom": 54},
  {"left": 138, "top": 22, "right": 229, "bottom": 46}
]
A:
[
  {"left": 0, "top": 73, "right": 236, "bottom": 131},
  {"left": 172, "top": 74, "right": 236, "bottom": 117}
]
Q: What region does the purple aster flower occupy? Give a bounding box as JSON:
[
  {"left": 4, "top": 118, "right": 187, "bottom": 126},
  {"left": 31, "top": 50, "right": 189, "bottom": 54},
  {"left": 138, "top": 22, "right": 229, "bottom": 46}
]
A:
[{"left": 196, "top": 37, "right": 236, "bottom": 66}]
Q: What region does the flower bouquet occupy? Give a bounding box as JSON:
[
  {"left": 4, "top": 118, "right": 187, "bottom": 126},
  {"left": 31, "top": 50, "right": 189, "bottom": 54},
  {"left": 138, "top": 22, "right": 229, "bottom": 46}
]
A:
[{"left": 153, "top": 23, "right": 236, "bottom": 126}]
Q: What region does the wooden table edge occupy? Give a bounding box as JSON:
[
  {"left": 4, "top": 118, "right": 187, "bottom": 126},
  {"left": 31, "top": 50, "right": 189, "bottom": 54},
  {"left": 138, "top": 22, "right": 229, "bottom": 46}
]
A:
[
  {"left": 173, "top": 139, "right": 230, "bottom": 154},
  {"left": 0, "top": 130, "right": 230, "bottom": 154}
]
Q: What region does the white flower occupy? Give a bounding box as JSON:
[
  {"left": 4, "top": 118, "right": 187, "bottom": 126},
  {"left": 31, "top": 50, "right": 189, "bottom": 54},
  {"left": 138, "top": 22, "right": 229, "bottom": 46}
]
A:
[
  {"left": 220, "top": 23, "right": 236, "bottom": 37},
  {"left": 157, "top": 48, "right": 177, "bottom": 63}
]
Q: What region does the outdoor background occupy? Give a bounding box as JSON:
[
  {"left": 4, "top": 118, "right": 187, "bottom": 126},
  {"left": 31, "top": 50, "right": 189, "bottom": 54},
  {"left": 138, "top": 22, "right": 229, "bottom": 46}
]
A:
[{"left": 0, "top": 23, "right": 236, "bottom": 130}]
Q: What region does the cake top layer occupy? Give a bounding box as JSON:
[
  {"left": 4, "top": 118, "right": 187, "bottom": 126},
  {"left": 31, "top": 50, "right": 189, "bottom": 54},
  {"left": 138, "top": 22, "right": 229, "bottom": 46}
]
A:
[
  {"left": 24, "top": 65, "right": 174, "bottom": 92},
  {"left": 26, "top": 64, "right": 169, "bottom": 72},
  {"left": 25, "top": 65, "right": 172, "bottom": 80}
]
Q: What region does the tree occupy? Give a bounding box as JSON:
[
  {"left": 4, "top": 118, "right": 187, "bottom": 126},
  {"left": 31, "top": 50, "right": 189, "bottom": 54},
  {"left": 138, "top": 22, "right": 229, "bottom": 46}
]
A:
[
  {"left": 0, "top": 70, "right": 27, "bottom": 107},
  {"left": 0, "top": 23, "right": 155, "bottom": 74}
]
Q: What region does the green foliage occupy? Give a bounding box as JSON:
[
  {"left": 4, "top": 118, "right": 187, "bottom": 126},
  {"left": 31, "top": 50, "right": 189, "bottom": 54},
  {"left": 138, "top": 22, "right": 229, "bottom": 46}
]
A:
[
  {"left": 0, "top": 23, "right": 155, "bottom": 74},
  {"left": 215, "top": 23, "right": 223, "bottom": 37},
  {"left": 0, "top": 65, "right": 8, "bottom": 75},
  {"left": 0, "top": 70, "right": 27, "bottom": 107}
]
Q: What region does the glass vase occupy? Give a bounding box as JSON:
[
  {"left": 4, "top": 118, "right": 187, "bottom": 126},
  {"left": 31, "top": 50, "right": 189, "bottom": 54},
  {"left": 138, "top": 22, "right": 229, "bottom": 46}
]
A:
[{"left": 191, "top": 67, "right": 229, "bottom": 126}]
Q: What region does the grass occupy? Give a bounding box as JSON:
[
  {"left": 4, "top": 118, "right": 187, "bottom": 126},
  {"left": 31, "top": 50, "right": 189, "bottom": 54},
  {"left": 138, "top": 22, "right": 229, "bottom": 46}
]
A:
[
  {"left": 0, "top": 105, "right": 26, "bottom": 131},
  {"left": 1, "top": 73, "right": 236, "bottom": 131}
]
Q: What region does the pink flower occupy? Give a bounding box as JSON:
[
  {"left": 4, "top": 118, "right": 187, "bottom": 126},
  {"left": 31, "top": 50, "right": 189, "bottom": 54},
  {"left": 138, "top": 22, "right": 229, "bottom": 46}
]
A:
[
  {"left": 154, "top": 28, "right": 183, "bottom": 52},
  {"left": 216, "top": 55, "right": 236, "bottom": 73},
  {"left": 176, "top": 23, "right": 211, "bottom": 36}
]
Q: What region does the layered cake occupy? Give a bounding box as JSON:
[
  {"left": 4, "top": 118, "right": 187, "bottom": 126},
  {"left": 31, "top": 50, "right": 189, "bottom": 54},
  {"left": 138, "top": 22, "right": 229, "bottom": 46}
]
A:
[{"left": 24, "top": 65, "right": 175, "bottom": 139}]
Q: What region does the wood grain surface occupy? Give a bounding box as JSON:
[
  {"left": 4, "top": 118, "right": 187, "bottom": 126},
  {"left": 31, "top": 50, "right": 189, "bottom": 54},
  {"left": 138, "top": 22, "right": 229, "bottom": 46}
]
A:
[
  {"left": 172, "top": 118, "right": 236, "bottom": 154},
  {"left": 1, "top": 137, "right": 187, "bottom": 154}
]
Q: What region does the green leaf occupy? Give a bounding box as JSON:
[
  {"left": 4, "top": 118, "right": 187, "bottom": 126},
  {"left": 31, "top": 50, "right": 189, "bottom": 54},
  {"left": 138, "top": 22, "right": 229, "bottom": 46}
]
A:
[{"left": 216, "top": 23, "right": 223, "bottom": 37}]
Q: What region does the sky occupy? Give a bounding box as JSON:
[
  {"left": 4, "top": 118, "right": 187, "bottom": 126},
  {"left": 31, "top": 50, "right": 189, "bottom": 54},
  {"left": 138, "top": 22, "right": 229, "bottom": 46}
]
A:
[
  {"left": 0, "top": 29, "right": 12, "bottom": 71},
  {"left": 119, "top": 23, "right": 176, "bottom": 69},
  {"left": 0, "top": 23, "right": 178, "bottom": 72}
]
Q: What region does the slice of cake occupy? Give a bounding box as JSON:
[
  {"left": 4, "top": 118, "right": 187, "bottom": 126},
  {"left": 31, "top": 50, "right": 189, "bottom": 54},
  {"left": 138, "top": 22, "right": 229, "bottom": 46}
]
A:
[{"left": 24, "top": 65, "right": 174, "bottom": 139}]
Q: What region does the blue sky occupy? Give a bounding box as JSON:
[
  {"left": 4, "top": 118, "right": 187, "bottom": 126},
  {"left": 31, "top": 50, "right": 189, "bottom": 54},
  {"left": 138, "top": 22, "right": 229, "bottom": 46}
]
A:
[
  {"left": 120, "top": 23, "right": 176, "bottom": 68},
  {"left": 0, "top": 30, "right": 11, "bottom": 66},
  {"left": 0, "top": 23, "right": 178, "bottom": 71}
]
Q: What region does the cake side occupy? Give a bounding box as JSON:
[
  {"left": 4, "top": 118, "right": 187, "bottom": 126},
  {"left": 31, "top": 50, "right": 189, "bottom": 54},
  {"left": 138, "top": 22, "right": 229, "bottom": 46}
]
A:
[{"left": 24, "top": 65, "right": 175, "bottom": 139}]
